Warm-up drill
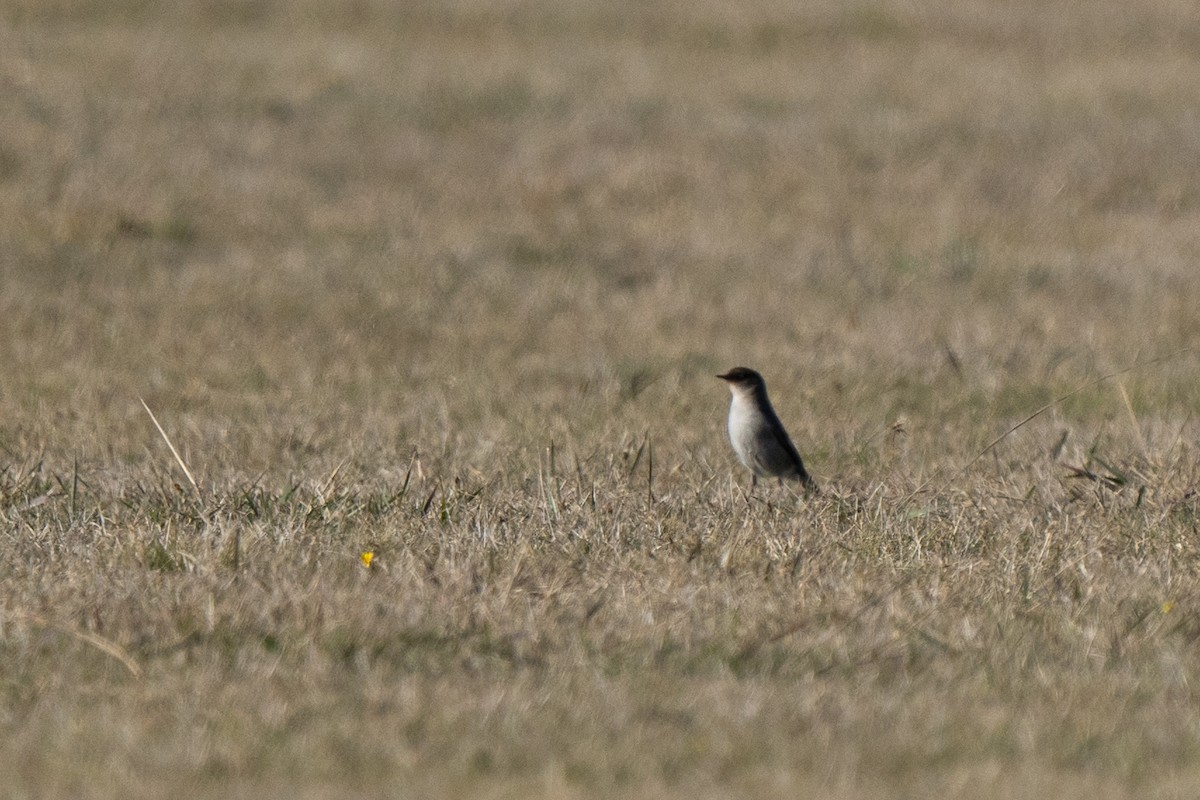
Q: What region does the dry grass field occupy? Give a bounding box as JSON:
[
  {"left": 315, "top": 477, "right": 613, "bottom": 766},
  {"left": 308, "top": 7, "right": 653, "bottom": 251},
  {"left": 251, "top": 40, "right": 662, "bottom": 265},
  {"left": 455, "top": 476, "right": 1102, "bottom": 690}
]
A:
[{"left": 5, "top": 0, "right": 1200, "bottom": 797}]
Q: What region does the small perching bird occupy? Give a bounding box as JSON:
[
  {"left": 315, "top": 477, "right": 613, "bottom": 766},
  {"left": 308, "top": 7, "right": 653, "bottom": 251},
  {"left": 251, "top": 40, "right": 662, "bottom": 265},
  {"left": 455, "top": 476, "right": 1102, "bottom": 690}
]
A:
[{"left": 717, "top": 366, "right": 818, "bottom": 493}]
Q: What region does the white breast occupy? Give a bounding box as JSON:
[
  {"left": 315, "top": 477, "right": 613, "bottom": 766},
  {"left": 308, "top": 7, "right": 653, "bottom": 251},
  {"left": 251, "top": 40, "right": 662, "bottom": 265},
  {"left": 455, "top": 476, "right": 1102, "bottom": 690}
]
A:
[{"left": 727, "top": 393, "right": 765, "bottom": 473}]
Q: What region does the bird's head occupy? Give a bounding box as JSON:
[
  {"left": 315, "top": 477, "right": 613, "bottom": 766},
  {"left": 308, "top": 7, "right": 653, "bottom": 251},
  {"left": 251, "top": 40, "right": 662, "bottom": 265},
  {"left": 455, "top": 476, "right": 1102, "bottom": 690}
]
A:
[{"left": 716, "top": 367, "right": 766, "bottom": 395}]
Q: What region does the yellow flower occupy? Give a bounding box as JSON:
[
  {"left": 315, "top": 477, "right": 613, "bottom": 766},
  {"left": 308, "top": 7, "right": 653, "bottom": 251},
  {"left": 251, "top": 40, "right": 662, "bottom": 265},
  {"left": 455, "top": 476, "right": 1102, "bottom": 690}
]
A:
[
  {"left": 360, "top": 551, "right": 375, "bottom": 569},
  {"left": 1162, "top": 601, "right": 1175, "bottom": 614}
]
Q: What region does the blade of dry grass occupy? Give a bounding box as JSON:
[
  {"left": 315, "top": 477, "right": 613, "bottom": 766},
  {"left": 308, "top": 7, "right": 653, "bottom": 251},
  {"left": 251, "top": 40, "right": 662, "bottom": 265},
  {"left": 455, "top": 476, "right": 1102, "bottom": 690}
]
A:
[
  {"left": 139, "top": 397, "right": 202, "bottom": 502},
  {"left": 14, "top": 611, "right": 143, "bottom": 679},
  {"left": 1116, "top": 379, "right": 1150, "bottom": 461}
]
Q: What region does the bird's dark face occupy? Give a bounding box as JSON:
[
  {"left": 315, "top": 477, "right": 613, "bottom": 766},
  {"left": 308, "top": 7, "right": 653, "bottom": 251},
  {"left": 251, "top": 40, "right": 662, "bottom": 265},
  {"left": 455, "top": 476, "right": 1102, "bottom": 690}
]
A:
[{"left": 716, "top": 367, "right": 765, "bottom": 390}]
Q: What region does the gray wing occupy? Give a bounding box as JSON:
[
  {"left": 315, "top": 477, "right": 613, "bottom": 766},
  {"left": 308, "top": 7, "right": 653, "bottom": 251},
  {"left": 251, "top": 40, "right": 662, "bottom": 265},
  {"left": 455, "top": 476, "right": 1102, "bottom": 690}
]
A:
[{"left": 763, "top": 409, "right": 816, "bottom": 489}]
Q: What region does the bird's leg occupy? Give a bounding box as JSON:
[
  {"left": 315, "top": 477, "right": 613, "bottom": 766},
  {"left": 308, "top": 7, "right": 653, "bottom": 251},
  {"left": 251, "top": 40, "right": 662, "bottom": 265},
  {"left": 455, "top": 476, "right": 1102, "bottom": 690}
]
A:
[{"left": 734, "top": 475, "right": 756, "bottom": 508}]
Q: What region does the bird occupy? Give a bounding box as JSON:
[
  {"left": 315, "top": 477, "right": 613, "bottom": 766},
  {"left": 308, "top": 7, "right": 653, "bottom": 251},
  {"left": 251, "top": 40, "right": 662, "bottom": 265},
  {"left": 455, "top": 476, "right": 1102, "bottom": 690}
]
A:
[{"left": 716, "top": 366, "right": 818, "bottom": 493}]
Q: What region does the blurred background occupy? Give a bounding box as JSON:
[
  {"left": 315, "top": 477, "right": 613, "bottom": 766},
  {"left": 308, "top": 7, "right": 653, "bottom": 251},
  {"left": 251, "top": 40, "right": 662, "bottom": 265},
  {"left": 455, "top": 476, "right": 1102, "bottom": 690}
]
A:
[{"left": 2, "top": 0, "right": 1199, "bottom": 486}]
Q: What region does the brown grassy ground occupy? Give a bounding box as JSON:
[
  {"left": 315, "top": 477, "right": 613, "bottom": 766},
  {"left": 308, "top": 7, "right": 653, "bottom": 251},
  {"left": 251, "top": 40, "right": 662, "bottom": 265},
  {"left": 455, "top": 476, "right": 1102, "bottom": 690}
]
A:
[{"left": 4, "top": 1, "right": 1200, "bottom": 797}]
